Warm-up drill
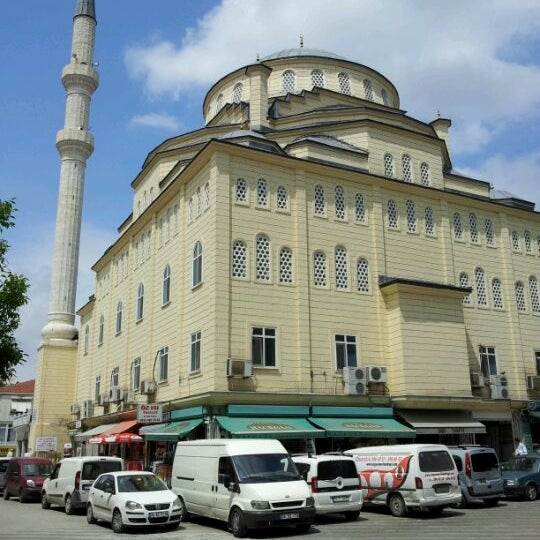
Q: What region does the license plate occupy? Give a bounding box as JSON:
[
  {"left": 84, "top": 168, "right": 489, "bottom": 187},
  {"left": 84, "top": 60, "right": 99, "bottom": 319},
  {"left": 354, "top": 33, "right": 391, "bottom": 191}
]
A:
[
  {"left": 280, "top": 513, "right": 299, "bottom": 520},
  {"left": 434, "top": 484, "right": 450, "bottom": 494},
  {"left": 149, "top": 511, "right": 169, "bottom": 518},
  {"left": 82, "top": 485, "right": 90, "bottom": 491},
  {"left": 332, "top": 496, "right": 350, "bottom": 503}
]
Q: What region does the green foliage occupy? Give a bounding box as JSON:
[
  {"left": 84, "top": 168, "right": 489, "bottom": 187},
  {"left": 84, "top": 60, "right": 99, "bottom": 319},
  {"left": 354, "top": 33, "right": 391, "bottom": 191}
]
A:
[{"left": 0, "top": 199, "right": 29, "bottom": 385}]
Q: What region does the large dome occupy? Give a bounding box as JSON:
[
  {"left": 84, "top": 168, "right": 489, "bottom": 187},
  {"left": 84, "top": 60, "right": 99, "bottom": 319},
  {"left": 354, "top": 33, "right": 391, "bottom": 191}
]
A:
[{"left": 261, "top": 47, "right": 348, "bottom": 61}]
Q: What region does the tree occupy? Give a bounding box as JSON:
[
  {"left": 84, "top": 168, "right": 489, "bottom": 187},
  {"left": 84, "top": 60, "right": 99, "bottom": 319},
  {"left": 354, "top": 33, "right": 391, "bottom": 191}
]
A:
[{"left": 0, "top": 199, "right": 29, "bottom": 385}]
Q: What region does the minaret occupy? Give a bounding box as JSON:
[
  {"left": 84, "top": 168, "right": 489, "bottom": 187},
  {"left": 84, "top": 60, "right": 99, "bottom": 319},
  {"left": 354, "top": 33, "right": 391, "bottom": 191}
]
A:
[{"left": 41, "top": 0, "right": 98, "bottom": 344}]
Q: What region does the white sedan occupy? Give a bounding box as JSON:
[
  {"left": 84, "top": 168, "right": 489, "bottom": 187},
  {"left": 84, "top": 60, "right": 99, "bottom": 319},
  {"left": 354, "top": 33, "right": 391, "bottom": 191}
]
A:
[{"left": 86, "top": 471, "right": 183, "bottom": 533}]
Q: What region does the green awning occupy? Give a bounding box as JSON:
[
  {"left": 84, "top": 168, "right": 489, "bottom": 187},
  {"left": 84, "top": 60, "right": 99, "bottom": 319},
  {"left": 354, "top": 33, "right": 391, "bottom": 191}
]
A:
[
  {"left": 308, "top": 417, "right": 415, "bottom": 438},
  {"left": 140, "top": 419, "right": 203, "bottom": 442},
  {"left": 217, "top": 416, "right": 325, "bottom": 439}
]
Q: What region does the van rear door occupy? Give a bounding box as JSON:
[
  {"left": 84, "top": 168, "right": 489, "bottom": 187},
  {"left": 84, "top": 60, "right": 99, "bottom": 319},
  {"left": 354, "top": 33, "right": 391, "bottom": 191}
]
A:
[
  {"left": 417, "top": 450, "right": 457, "bottom": 495},
  {"left": 81, "top": 460, "right": 122, "bottom": 493},
  {"left": 470, "top": 451, "right": 501, "bottom": 496}
]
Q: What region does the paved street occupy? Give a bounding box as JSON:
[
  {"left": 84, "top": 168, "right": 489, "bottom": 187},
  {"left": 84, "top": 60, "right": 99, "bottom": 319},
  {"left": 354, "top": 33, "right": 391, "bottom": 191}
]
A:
[{"left": 1, "top": 497, "right": 540, "bottom": 539}]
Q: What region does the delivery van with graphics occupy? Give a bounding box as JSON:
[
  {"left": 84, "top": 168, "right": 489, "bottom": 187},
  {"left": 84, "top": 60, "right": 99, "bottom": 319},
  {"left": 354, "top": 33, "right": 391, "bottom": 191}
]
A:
[{"left": 344, "top": 444, "right": 461, "bottom": 517}]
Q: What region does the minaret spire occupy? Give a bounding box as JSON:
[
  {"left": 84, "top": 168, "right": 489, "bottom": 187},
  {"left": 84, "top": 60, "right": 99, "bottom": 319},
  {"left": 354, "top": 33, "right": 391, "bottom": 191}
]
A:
[{"left": 41, "top": 0, "right": 99, "bottom": 343}]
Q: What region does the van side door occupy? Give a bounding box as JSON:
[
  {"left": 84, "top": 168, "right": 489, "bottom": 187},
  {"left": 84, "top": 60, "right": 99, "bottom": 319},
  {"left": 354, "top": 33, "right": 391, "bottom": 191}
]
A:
[
  {"left": 214, "top": 456, "right": 237, "bottom": 521},
  {"left": 47, "top": 463, "right": 61, "bottom": 501}
]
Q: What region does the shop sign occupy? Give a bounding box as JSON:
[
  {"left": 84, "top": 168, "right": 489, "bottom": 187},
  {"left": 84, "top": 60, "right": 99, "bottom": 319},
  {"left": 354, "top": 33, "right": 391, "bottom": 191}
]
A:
[
  {"left": 137, "top": 404, "right": 163, "bottom": 424},
  {"left": 342, "top": 422, "right": 383, "bottom": 430},
  {"left": 35, "top": 437, "right": 57, "bottom": 452},
  {"left": 0, "top": 445, "right": 16, "bottom": 457},
  {"left": 11, "top": 413, "right": 31, "bottom": 428},
  {"left": 247, "top": 422, "right": 294, "bottom": 432}
]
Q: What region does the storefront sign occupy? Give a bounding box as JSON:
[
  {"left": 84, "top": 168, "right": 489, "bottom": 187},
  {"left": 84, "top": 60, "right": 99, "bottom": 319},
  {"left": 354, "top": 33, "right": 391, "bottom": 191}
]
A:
[
  {"left": 0, "top": 445, "right": 16, "bottom": 457},
  {"left": 342, "top": 422, "right": 384, "bottom": 431},
  {"left": 11, "top": 413, "right": 31, "bottom": 428},
  {"left": 247, "top": 422, "right": 295, "bottom": 432},
  {"left": 35, "top": 436, "right": 57, "bottom": 452},
  {"left": 137, "top": 404, "right": 163, "bottom": 424}
]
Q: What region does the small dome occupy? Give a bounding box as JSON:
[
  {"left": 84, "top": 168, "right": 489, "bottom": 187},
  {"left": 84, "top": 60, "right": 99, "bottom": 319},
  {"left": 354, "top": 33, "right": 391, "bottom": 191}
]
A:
[{"left": 261, "top": 47, "right": 348, "bottom": 61}]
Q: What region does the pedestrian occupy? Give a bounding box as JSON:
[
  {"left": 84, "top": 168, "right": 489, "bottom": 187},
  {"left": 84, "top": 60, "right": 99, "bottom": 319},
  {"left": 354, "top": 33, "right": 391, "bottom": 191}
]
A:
[
  {"left": 6, "top": 449, "right": 13, "bottom": 458},
  {"left": 514, "top": 438, "right": 528, "bottom": 456}
]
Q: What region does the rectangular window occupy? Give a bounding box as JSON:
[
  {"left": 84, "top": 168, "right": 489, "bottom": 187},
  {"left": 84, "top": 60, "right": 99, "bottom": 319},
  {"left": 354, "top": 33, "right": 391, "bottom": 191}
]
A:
[
  {"left": 95, "top": 376, "right": 101, "bottom": 403},
  {"left": 335, "top": 334, "right": 357, "bottom": 370},
  {"left": 131, "top": 359, "right": 141, "bottom": 391},
  {"left": 190, "top": 332, "right": 201, "bottom": 373},
  {"left": 251, "top": 327, "right": 276, "bottom": 367},
  {"left": 535, "top": 351, "right": 540, "bottom": 376},
  {"left": 0, "top": 425, "right": 6, "bottom": 443},
  {"left": 480, "top": 346, "right": 497, "bottom": 377},
  {"left": 159, "top": 347, "right": 169, "bottom": 382},
  {"left": 111, "top": 367, "right": 119, "bottom": 388}
]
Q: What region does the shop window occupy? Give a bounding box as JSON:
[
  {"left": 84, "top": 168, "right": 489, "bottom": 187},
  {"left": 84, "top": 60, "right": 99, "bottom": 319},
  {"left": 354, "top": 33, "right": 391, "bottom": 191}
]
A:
[
  {"left": 252, "top": 327, "right": 276, "bottom": 367},
  {"left": 335, "top": 334, "right": 357, "bottom": 369}
]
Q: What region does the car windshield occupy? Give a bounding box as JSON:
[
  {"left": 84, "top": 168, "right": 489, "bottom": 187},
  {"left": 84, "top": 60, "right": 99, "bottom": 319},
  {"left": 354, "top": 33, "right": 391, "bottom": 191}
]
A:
[
  {"left": 23, "top": 463, "right": 52, "bottom": 476},
  {"left": 117, "top": 474, "right": 167, "bottom": 493},
  {"left": 502, "top": 458, "right": 537, "bottom": 472},
  {"left": 82, "top": 461, "right": 122, "bottom": 481},
  {"left": 418, "top": 451, "right": 454, "bottom": 473},
  {"left": 471, "top": 452, "right": 499, "bottom": 472},
  {"left": 232, "top": 454, "right": 302, "bottom": 483}
]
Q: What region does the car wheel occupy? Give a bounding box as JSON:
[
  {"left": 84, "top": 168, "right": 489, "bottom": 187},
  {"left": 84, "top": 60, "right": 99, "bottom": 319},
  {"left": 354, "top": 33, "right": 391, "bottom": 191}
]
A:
[
  {"left": 86, "top": 503, "right": 96, "bottom": 524},
  {"left": 177, "top": 496, "right": 189, "bottom": 521},
  {"left": 388, "top": 493, "right": 407, "bottom": 517},
  {"left": 483, "top": 498, "right": 499, "bottom": 507},
  {"left": 229, "top": 507, "right": 248, "bottom": 538},
  {"left": 19, "top": 488, "right": 27, "bottom": 503},
  {"left": 525, "top": 484, "right": 538, "bottom": 501},
  {"left": 41, "top": 492, "right": 51, "bottom": 510},
  {"left": 344, "top": 510, "right": 361, "bottom": 521},
  {"left": 112, "top": 509, "right": 125, "bottom": 534},
  {"left": 3, "top": 488, "right": 10, "bottom": 501},
  {"left": 64, "top": 494, "right": 75, "bottom": 515}
]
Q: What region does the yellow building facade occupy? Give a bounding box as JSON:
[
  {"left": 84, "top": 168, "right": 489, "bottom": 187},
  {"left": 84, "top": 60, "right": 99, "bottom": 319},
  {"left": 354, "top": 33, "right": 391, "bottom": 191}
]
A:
[{"left": 33, "top": 48, "right": 540, "bottom": 459}]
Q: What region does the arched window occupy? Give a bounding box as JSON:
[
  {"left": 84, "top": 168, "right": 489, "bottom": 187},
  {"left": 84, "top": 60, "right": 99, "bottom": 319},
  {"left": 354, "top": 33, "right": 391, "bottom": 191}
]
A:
[
  {"left": 425, "top": 207, "right": 435, "bottom": 236},
  {"left": 420, "top": 162, "right": 430, "bottom": 186},
  {"left": 387, "top": 200, "right": 399, "bottom": 229},
  {"left": 313, "top": 251, "right": 327, "bottom": 287},
  {"left": 204, "top": 182, "right": 210, "bottom": 210},
  {"left": 475, "top": 267, "right": 487, "bottom": 306},
  {"left": 453, "top": 213, "right": 464, "bottom": 240},
  {"left": 357, "top": 258, "right": 369, "bottom": 292},
  {"left": 363, "top": 79, "right": 373, "bottom": 101},
  {"left": 98, "top": 314, "right": 104, "bottom": 345},
  {"left": 256, "top": 178, "right": 268, "bottom": 208},
  {"left": 276, "top": 186, "right": 288, "bottom": 210},
  {"left": 162, "top": 265, "right": 171, "bottom": 305},
  {"left": 383, "top": 153, "right": 394, "bottom": 178},
  {"left": 314, "top": 185, "right": 325, "bottom": 216},
  {"left": 335, "top": 246, "right": 348, "bottom": 289},
  {"left": 279, "top": 247, "right": 293, "bottom": 284},
  {"left": 192, "top": 241, "right": 203, "bottom": 287},
  {"left": 115, "top": 302, "right": 123, "bottom": 335},
  {"left": 232, "top": 240, "right": 247, "bottom": 279},
  {"left": 338, "top": 72, "right": 351, "bottom": 95},
  {"left": 524, "top": 230, "right": 532, "bottom": 253},
  {"left": 215, "top": 93, "right": 223, "bottom": 113},
  {"left": 511, "top": 230, "right": 520, "bottom": 252},
  {"left": 460, "top": 272, "right": 471, "bottom": 305},
  {"left": 381, "top": 88, "right": 389, "bottom": 105},
  {"left": 529, "top": 276, "right": 540, "bottom": 313},
  {"left": 235, "top": 178, "right": 247, "bottom": 203},
  {"left": 492, "top": 278, "right": 503, "bottom": 309},
  {"left": 188, "top": 197, "right": 193, "bottom": 223},
  {"left": 335, "top": 185, "right": 345, "bottom": 220},
  {"left": 402, "top": 155, "right": 412, "bottom": 182},
  {"left": 84, "top": 325, "right": 89, "bottom": 354},
  {"left": 485, "top": 218, "right": 495, "bottom": 247},
  {"left": 255, "top": 234, "right": 271, "bottom": 282},
  {"left": 355, "top": 193, "right": 366, "bottom": 223},
  {"left": 282, "top": 70, "right": 296, "bottom": 94},
  {"left": 469, "top": 213, "right": 479, "bottom": 243},
  {"left": 406, "top": 200, "right": 417, "bottom": 233},
  {"left": 311, "top": 69, "right": 325, "bottom": 88},
  {"left": 232, "top": 82, "right": 243, "bottom": 103},
  {"left": 515, "top": 281, "right": 526, "bottom": 312},
  {"left": 111, "top": 367, "right": 119, "bottom": 389},
  {"left": 196, "top": 187, "right": 202, "bottom": 216},
  {"left": 136, "top": 283, "right": 144, "bottom": 321}
]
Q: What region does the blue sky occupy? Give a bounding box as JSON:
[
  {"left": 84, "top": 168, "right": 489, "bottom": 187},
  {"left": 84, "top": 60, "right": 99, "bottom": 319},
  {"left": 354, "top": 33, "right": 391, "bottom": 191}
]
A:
[{"left": 2, "top": 0, "right": 540, "bottom": 381}]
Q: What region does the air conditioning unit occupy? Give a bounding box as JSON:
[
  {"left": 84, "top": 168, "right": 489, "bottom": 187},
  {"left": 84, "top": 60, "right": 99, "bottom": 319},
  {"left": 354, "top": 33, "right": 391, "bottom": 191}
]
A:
[
  {"left": 100, "top": 393, "right": 110, "bottom": 405},
  {"left": 227, "top": 359, "right": 253, "bottom": 378},
  {"left": 140, "top": 380, "right": 157, "bottom": 395},
  {"left": 343, "top": 366, "right": 368, "bottom": 396},
  {"left": 366, "top": 366, "right": 388, "bottom": 384},
  {"left": 70, "top": 403, "right": 80, "bottom": 415},
  {"left": 123, "top": 390, "right": 136, "bottom": 404},
  {"left": 109, "top": 387, "right": 123, "bottom": 403},
  {"left": 527, "top": 375, "right": 540, "bottom": 391},
  {"left": 470, "top": 372, "right": 485, "bottom": 388},
  {"left": 82, "top": 400, "right": 94, "bottom": 418},
  {"left": 490, "top": 375, "right": 509, "bottom": 399}
]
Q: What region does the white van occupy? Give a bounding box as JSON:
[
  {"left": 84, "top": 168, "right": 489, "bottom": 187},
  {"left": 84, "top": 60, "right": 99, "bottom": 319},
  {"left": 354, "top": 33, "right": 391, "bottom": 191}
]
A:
[
  {"left": 344, "top": 444, "right": 461, "bottom": 517},
  {"left": 42, "top": 456, "right": 123, "bottom": 514},
  {"left": 171, "top": 439, "right": 315, "bottom": 538}
]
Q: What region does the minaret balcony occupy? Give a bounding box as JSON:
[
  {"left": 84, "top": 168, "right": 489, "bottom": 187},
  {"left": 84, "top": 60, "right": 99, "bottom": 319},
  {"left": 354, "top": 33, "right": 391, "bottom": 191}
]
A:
[
  {"left": 62, "top": 62, "right": 99, "bottom": 93},
  {"left": 56, "top": 128, "right": 94, "bottom": 159}
]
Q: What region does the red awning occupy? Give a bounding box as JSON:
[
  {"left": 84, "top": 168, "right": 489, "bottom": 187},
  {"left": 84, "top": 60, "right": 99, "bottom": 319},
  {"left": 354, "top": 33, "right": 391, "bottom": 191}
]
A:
[{"left": 88, "top": 420, "right": 140, "bottom": 444}]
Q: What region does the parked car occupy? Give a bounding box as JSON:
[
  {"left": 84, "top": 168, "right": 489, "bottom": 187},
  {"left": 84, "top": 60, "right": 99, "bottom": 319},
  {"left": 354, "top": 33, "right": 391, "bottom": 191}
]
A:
[
  {"left": 2, "top": 458, "right": 53, "bottom": 502},
  {"left": 172, "top": 439, "right": 316, "bottom": 538},
  {"left": 345, "top": 444, "right": 461, "bottom": 517},
  {"left": 501, "top": 453, "right": 540, "bottom": 501},
  {"left": 449, "top": 446, "right": 503, "bottom": 506},
  {"left": 0, "top": 458, "right": 10, "bottom": 493},
  {"left": 291, "top": 454, "right": 362, "bottom": 519},
  {"left": 42, "top": 456, "right": 123, "bottom": 514},
  {"left": 86, "top": 471, "right": 182, "bottom": 533}
]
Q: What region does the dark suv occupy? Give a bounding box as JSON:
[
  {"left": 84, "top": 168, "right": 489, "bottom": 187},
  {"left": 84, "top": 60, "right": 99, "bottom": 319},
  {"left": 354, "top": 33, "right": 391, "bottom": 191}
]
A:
[{"left": 2, "top": 458, "right": 53, "bottom": 502}]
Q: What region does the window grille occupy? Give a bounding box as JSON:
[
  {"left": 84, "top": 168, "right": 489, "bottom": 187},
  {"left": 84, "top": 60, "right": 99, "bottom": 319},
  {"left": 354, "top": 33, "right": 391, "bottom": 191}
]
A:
[
  {"left": 469, "top": 213, "right": 479, "bottom": 243},
  {"left": 257, "top": 178, "right": 268, "bottom": 208},
  {"left": 511, "top": 230, "right": 520, "bottom": 252},
  {"left": 485, "top": 219, "right": 495, "bottom": 247},
  {"left": 516, "top": 281, "right": 526, "bottom": 312},
  {"left": 402, "top": 155, "right": 412, "bottom": 182},
  {"left": 311, "top": 69, "right": 325, "bottom": 88},
  {"left": 529, "top": 276, "right": 540, "bottom": 313},
  {"left": 314, "top": 185, "right": 325, "bottom": 216},
  {"left": 363, "top": 79, "right": 373, "bottom": 100},
  {"left": 232, "top": 82, "right": 243, "bottom": 103},
  {"left": 406, "top": 200, "right": 417, "bottom": 233},
  {"left": 279, "top": 247, "right": 293, "bottom": 284},
  {"left": 475, "top": 267, "right": 487, "bottom": 306},
  {"left": 232, "top": 240, "right": 247, "bottom": 279},
  {"left": 387, "top": 200, "right": 398, "bottom": 229},
  {"left": 313, "top": 251, "right": 327, "bottom": 287},
  {"left": 338, "top": 72, "right": 351, "bottom": 95},
  {"left": 355, "top": 193, "right": 366, "bottom": 223},
  {"left": 525, "top": 230, "right": 532, "bottom": 253},
  {"left": 335, "top": 246, "right": 348, "bottom": 289},
  {"left": 425, "top": 207, "right": 435, "bottom": 236},
  {"left": 384, "top": 153, "right": 394, "bottom": 177},
  {"left": 420, "top": 162, "right": 430, "bottom": 186},
  {"left": 460, "top": 272, "right": 471, "bottom": 305},
  {"left": 255, "top": 234, "right": 271, "bottom": 281},
  {"left": 453, "top": 213, "right": 463, "bottom": 240},
  {"left": 282, "top": 70, "right": 296, "bottom": 94},
  {"left": 492, "top": 278, "right": 503, "bottom": 309},
  {"left": 235, "top": 178, "right": 247, "bottom": 203},
  {"left": 276, "top": 185, "right": 288, "bottom": 210},
  {"left": 357, "top": 258, "right": 369, "bottom": 292},
  {"left": 335, "top": 185, "right": 345, "bottom": 219}
]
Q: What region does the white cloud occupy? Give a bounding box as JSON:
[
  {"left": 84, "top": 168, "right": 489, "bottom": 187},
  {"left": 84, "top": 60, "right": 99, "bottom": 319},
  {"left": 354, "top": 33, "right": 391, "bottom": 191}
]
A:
[
  {"left": 124, "top": 0, "right": 540, "bottom": 155},
  {"left": 11, "top": 221, "right": 114, "bottom": 382},
  {"left": 130, "top": 112, "right": 179, "bottom": 131}
]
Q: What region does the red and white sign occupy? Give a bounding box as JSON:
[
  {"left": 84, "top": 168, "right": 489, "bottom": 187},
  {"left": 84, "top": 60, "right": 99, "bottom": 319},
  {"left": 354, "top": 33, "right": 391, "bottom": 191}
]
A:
[{"left": 137, "top": 404, "right": 163, "bottom": 424}]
